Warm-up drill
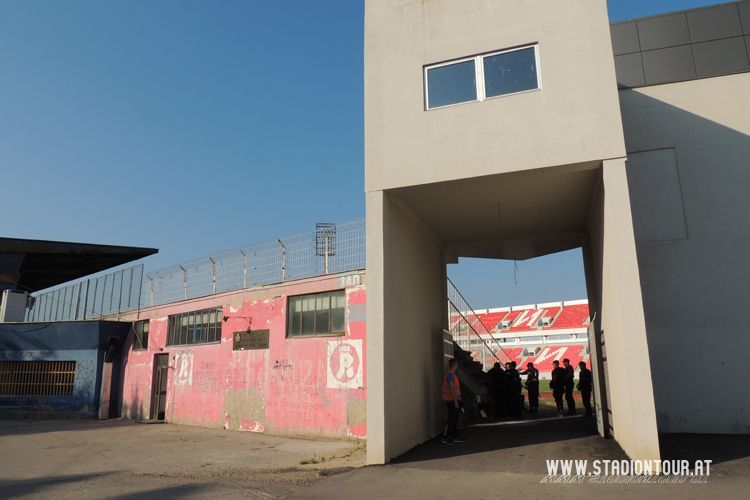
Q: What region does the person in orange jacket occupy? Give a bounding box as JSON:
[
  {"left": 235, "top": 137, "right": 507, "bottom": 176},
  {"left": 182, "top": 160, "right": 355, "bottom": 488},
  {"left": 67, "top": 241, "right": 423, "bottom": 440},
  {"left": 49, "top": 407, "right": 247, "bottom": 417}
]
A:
[{"left": 441, "top": 358, "right": 463, "bottom": 445}]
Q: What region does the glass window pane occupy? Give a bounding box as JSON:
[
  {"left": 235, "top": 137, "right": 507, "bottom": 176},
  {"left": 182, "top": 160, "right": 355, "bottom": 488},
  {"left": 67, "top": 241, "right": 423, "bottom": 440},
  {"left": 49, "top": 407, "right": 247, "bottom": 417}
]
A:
[
  {"left": 331, "top": 291, "right": 345, "bottom": 333},
  {"left": 302, "top": 308, "right": 315, "bottom": 335},
  {"left": 426, "top": 60, "right": 477, "bottom": 108},
  {"left": 315, "top": 309, "right": 330, "bottom": 335},
  {"left": 483, "top": 47, "right": 538, "bottom": 98},
  {"left": 290, "top": 309, "right": 301, "bottom": 336}
]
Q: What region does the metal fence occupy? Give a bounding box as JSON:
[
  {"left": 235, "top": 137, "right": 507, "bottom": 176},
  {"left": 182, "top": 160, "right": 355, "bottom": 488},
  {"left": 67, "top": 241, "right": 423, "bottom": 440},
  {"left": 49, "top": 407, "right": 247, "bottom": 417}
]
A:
[
  {"left": 141, "top": 218, "right": 366, "bottom": 308},
  {"left": 447, "top": 277, "right": 512, "bottom": 369},
  {"left": 25, "top": 264, "right": 144, "bottom": 322}
]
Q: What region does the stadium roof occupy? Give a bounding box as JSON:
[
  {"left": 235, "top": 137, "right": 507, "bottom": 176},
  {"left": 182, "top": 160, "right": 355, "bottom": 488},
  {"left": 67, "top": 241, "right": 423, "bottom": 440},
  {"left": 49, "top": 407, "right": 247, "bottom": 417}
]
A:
[{"left": 0, "top": 237, "right": 158, "bottom": 293}]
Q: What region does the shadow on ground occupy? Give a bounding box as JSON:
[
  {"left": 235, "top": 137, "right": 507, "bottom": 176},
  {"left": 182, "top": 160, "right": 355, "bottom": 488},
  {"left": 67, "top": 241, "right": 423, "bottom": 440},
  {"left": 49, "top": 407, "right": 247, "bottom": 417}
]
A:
[
  {"left": 660, "top": 433, "right": 750, "bottom": 466},
  {"left": 0, "top": 472, "right": 117, "bottom": 497},
  {"left": 392, "top": 413, "right": 627, "bottom": 474},
  {"left": 0, "top": 418, "right": 138, "bottom": 437}
]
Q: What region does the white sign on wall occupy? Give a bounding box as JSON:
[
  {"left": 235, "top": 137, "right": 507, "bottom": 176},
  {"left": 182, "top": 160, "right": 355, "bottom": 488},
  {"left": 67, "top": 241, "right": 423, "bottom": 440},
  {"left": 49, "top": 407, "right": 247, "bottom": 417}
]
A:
[
  {"left": 327, "top": 339, "right": 363, "bottom": 389},
  {"left": 174, "top": 350, "right": 193, "bottom": 386}
]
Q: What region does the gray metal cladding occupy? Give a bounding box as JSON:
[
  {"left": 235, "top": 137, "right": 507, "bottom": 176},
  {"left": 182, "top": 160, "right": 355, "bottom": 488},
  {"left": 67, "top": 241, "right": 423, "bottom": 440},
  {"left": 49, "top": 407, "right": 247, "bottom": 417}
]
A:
[
  {"left": 637, "top": 13, "right": 691, "bottom": 50},
  {"left": 614, "top": 53, "right": 646, "bottom": 87},
  {"left": 693, "top": 37, "right": 750, "bottom": 77},
  {"left": 686, "top": 3, "right": 744, "bottom": 41},
  {"left": 736, "top": 1, "right": 750, "bottom": 33},
  {"left": 642, "top": 45, "right": 697, "bottom": 84},
  {"left": 611, "top": 22, "right": 641, "bottom": 55},
  {"left": 611, "top": 1, "right": 750, "bottom": 88}
]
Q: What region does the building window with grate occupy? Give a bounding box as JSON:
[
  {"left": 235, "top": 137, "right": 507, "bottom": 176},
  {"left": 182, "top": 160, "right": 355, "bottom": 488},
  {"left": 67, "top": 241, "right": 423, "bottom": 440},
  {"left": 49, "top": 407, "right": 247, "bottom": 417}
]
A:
[
  {"left": 0, "top": 360, "right": 77, "bottom": 397},
  {"left": 287, "top": 290, "right": 346, "bottom": 338},
  {"left": 133, "top": 320, "right": 149, "bottom": 351},
  {"left": 167, "top": 308, "right": 223, "bottom": 346}
]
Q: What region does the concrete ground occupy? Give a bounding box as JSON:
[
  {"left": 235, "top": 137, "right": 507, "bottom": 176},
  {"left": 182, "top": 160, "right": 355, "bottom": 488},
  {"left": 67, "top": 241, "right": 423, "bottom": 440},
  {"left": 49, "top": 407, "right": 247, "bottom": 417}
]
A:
[
  {"left": 297, "top": 415, "right": 750, "bottom": 499},
  {"left": 2, "top": 417, "right": 748, "bottom": 499},
  {"left": 0, "top": 419, "right": 364, "bottom": 499}
]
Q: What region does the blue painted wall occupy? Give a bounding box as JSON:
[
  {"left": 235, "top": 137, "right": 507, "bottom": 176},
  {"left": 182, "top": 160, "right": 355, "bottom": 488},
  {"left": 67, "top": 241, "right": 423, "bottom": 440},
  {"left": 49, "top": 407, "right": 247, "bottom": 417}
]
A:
[{"left": 0, "top": 321, "right": 129, "bottom": 418}]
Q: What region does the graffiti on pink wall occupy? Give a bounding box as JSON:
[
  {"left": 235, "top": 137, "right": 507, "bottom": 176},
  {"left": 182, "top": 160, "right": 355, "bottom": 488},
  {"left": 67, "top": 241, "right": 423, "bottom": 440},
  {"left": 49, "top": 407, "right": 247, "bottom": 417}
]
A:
[{"left": 120, "top": 273, "right": 366, "bottom": 438}]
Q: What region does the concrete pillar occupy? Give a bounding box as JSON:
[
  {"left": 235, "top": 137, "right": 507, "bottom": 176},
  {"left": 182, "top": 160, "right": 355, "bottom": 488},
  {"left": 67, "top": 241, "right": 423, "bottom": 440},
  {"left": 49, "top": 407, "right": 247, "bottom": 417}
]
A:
[
  {"left": 366, "top": 191, "right": 447, "bottom": 464},
  {"left": 586, "top": 158, "right": 661, "bottom": 462},
  {"left": 366, "top": 190, "right": 388, "bottom": 464}
]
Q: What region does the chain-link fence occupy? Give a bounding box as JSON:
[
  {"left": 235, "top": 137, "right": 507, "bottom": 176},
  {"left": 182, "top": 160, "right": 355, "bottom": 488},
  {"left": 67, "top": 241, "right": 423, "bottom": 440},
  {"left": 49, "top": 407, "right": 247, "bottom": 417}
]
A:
[
  {"left": 141, "top": 218, "right": 365, "bottom": 307},
  {"left": 25, "top": 264, "right": 144, "bottom": 322}
]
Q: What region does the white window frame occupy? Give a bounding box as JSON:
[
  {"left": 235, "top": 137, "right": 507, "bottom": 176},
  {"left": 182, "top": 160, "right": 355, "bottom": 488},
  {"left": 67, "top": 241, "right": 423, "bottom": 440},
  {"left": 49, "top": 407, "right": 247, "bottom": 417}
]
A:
[{"left": 424, "top": 43, "right": 541, "bottom": 111}]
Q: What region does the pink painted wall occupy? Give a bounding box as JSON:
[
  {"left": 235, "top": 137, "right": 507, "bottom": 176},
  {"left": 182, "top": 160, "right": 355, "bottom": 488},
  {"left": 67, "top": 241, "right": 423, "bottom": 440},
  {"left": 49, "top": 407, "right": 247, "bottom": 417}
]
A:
[{"left": 119, "top": 272, "right": 366, "bottom": 438}]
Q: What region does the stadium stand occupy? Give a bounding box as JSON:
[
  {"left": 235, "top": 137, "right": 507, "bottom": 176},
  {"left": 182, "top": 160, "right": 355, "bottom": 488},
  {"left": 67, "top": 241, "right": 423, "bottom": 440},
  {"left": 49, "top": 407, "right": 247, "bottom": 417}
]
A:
[{"left": 461, "top": 300, "right": 591, "bottom": 377}]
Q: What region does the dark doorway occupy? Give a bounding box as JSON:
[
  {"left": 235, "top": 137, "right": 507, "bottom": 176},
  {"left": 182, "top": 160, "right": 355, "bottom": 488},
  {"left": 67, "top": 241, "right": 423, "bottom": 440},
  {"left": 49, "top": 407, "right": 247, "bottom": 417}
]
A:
[{"left": 151, "top": 354, "right": 168, "bottom": 421}]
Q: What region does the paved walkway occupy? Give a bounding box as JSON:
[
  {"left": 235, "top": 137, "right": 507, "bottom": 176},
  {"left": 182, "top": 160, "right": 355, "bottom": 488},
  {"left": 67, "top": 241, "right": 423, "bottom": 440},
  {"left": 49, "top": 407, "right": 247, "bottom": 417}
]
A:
[
  {"left": 296, "top": 416, "right": 750, "bottom": 499},
  {"left": 0, "top": 419, "right": 363, "bottom": 499}
]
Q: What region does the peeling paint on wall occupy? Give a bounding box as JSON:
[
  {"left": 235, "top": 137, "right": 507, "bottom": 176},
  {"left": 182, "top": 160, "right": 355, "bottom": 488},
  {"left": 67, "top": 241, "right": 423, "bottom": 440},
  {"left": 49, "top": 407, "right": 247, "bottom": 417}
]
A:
[
  {"left": 119, "top": 273, "right": 367, "bottom": 438},
  {"left": 223, "top": 387, "right": 265, "bottom": 432}
]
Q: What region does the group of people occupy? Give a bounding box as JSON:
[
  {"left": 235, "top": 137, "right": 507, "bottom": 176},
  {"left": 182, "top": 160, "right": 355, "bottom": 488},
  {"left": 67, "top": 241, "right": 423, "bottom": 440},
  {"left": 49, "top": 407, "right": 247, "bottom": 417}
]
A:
[
  {"left": 487, "top": 360, "right": 538, "bottom": 418},
  {"left": 487, "top": 358, "right": 593, "bottom": 418},
  {"left": 441, "top": 356, "right": 594, "bottom": 445},
  {"left": 550, "top": 358, "right": 593, "bottom": 417}
]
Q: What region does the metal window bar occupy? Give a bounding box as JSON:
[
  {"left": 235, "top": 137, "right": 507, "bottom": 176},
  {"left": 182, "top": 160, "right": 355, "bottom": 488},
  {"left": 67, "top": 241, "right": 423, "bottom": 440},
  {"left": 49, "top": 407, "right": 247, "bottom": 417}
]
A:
[{"left": 0, "top": 360, "right": 76, "bottom": 397}]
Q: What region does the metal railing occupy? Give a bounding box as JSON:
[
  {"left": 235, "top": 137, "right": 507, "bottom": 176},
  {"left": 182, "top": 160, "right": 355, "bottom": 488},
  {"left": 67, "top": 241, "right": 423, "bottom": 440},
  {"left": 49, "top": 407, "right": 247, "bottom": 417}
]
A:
[
  {"left": 141, "top": 218, "right": 365, "bottom": 307},
  {"left": 25, "top": 265, "right": 144, "bottom": 322},
  {"left": 447, "top": 277, "right": 512, "bottom": 370}
]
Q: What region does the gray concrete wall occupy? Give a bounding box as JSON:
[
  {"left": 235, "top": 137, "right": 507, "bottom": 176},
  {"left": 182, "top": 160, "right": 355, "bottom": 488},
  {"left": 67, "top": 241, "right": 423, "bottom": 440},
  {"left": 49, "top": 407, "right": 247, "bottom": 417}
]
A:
[
  {"left": 585, "top": 159, "right": 661, "bottom": 461},
  {"left": 366, "top": 191, "right": 447, "bottom": 464},
  {"left": 365, "top": 0, "right": 626, "bottom": 192},
  {"left": 620, "top": 72, "right": 750, "bottom": 434}
]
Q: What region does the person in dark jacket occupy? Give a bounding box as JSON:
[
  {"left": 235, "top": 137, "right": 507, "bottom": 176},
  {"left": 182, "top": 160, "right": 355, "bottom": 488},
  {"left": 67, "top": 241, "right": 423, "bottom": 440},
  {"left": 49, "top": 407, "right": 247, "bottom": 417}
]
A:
[
  {"left": 562, "top": 358, "right": 577, "bottom": 415},
  {"left": 577, "top": 361, "right": 593, "bottom": 416},
  {"left": 487, "top": 362, "right": 506, "bottom": 418},
  {"left": 504, "top": 361, "right": 523, "bottom": 418},
  {"left": 550, "top": 360, "right": 566, "bottom": 416},
  {"left": 519, "top": 362, "right": 539, "bottom": 413}
]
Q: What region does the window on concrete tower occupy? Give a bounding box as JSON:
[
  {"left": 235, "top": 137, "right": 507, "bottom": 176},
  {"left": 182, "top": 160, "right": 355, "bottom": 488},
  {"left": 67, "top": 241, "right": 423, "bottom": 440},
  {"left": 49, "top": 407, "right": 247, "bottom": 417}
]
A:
[
  {"left": 425, "top": 59, "right": 477, "bottom": 109},
  {"left": 483, "top": 46, "right": 539, "bottom": 97},
  {"left": 424, "top": 44, "right": 540, "bottom": 110}
]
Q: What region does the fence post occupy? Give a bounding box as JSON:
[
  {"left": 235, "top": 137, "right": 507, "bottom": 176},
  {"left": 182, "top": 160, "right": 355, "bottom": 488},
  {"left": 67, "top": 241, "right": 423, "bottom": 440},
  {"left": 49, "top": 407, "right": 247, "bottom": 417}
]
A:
[
  {"left": 149, "top": 276, "right": 155, "bottom": 306},
  {"left": 180, "top": 265, "right": 188, "bottom": 300},
  {"left": 240, "top": 249, "right": 248, "bottom": 289},
  {"left": 116, "top": 269, "right": 125, "bottom": 320},
  {"left": 209, "top": 257, "right": 217, "bottom": 294},
  {"left": 278, "top": 239, "right": 287, "bottom": 281}
]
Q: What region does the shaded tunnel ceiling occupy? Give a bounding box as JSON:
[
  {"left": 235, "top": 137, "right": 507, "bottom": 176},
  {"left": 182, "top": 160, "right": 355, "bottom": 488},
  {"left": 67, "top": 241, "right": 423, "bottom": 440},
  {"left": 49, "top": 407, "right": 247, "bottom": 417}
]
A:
[{"left": 390, "top": 161, "right": 601, "bottom": 260}]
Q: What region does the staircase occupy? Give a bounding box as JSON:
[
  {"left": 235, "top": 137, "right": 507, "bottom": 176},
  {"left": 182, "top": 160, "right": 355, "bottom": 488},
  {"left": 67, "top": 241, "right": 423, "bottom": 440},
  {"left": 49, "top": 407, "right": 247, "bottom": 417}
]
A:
[{"left": 446, "top": 278, "right": 516, "bottom": 422}]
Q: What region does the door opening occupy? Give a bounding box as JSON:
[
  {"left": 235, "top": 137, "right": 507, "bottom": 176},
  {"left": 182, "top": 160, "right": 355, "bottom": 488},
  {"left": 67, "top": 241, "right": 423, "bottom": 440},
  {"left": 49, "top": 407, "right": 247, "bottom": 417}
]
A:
[{"left": 151, "top": 354, "right": 169, "bottom": 421}]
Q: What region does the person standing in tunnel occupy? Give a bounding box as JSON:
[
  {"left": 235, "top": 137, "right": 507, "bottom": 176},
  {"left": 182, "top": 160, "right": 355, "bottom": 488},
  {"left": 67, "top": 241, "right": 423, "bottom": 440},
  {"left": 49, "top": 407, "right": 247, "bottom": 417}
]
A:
[
  {"left": 577, "top": 361, "right": 593, "bottom": 416},
  {"left": 441, "top": 358, "right": 463, "bottom": 445},
  {"left": 507, "top": 361, "right": 523, "bottom": 418},
  {"left": 563, "top": 358, "right": 577, "bottom": 415},
  {"left": 487, "top": 362, "right": 506, "bottom": 418},
  {"left": 550, "top": 360, "right": 566, "bottom": 416},
  {"left": 520, "top": 362, "right": 539, "bottom": 413}
]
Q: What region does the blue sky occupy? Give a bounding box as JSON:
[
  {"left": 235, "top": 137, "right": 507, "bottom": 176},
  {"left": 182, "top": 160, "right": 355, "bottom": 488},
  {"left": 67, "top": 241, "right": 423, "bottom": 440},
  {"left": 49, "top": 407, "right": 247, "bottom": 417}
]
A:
[{"left": 0, "top": 0, "right": 719, "bottom": 309}]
